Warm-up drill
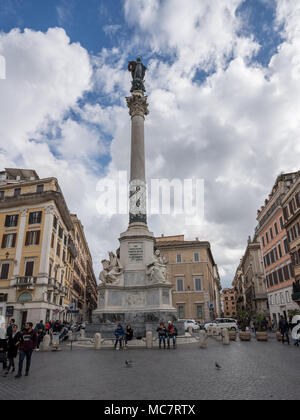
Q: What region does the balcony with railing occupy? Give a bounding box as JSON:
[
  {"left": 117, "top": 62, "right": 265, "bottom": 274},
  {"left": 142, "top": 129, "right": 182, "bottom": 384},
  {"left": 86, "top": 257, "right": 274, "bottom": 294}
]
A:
[{"left": 15, "top": 276, "right": 37, "bottom": 290}]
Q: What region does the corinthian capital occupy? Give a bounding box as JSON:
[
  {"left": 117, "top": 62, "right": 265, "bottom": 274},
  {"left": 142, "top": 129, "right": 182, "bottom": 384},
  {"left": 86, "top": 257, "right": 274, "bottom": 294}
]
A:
[{"left": 126, "top": 93, "right": 149, "bottom": 118}]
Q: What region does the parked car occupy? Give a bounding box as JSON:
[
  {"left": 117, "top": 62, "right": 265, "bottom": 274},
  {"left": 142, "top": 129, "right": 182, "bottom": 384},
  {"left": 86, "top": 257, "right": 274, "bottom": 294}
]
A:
[
  {"left": 204, "top": 318, "right": 238, "bottom": 332},
  {"left": 184, "top": 319, "right": 200, "bottom": 332}
]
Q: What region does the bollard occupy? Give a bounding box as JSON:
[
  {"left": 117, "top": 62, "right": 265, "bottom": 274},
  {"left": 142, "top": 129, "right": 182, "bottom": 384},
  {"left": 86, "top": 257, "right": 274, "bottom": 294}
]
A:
[
  {"left": 41, "top": 334, "right": 51, "bottom": 351},
  {"left": 80, "top": 328, "right": 85, "bottom": 339},
  {"left": 207, "top": 326, "right": 212, "bottom": 336},
  {"left": 222, "top": 329, "right": 230, "bottom": 345},
  {"left": 199, "top": 330, "right": 207, "bottom": 349},
  {"left": 146, "top": 331, "right": 153, "bottom": 349},
  {"left": 216, "top": 327, "right": 222, "bottom": 341},
  {"left": 52, "top": 333, "right": 60, "bottom": 350},
  {"left": 188, "top": 326, "right": 193, "bottom": 335},
  {"left": 68, "top": 331, "right": 73, "bottom": 341},
  {"left": 94, "top": 333, "right": 102, "bottom": 350}
]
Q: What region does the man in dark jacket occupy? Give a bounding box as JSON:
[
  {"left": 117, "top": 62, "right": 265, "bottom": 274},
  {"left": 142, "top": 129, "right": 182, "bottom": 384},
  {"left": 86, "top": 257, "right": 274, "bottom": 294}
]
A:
[
  {"left": 6, "top": 319, "right": 15, "bottom": 338},
  {"left": 15, "top": 322, "right": 38, "bottom": 378},
  {"left": 279, "top": 316, "right": 290, "bottom": 345}
]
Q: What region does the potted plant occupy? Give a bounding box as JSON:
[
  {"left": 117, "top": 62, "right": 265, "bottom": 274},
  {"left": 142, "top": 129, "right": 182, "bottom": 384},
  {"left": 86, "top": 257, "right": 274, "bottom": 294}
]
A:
[
  {"left": 238, "top": 311, "right": 251, "bottom": 341},
  {"left": 255, "top": 313, "right": 268, "bottom": 341}
]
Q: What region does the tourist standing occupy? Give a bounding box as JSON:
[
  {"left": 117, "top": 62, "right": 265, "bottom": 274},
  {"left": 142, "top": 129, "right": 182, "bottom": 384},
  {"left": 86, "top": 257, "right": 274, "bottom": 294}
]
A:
[
  {"left": 35, "top": 320, "right": 45, "bottom": 352},
  {"left": 114, "top": 324, "right": 124, "bottom": 350},
  {"left": 5, "top": 325, "right": 21, "bottom": 375},
  {"left": 15, "top": 322, "right": 38, "bottom": 378},
  {"left": 157, "top": 322, "right": 167, "bottom": 349},
  {"left": 279, "top": 316, "right": 290, "bottom": 345},
  {"left": 6, "top": 319, "right": 15, "bottom": 338},
  {"left": 45, "top": 321, "right": 51, "bottom": 335}
]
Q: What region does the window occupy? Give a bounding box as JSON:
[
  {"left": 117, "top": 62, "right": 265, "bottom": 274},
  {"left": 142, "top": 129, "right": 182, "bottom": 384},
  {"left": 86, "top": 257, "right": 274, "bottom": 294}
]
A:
[
  {"left": 0, "top": 263, "right": 10, "bottom": 280},
  {"left": 5, "top": 214, "right": 19, "bottom": 227},
  {"left": 196, "top": 305, "right": 203, "bottom": 319},
  {"left": 176, "top": 254, "right": 182, "bottom": 263},
  {"left": 57, "top": 242, "right": 61, "bottom": 257},
  {"left": 279, "top": 216, "right": 284, "bottom": 230},
  {"left": 28, "top": 211, "right": 42, "bottom": 224},
  {"left": 262, "top": 236, "right": 265, "bottom": 248},
  {"left": 25, "top": 231, "right": 40, "bottom": 246},
  {"left": 178, "top": 305, "right": 185, "bottom": 319},
  {"left": 274, "top": 222, "right": 278, "bottom": 235},
  {"left": 194, "top": 252, "right": 200, "bottom": 262},
  {"left": 24, "top": 261, "right": 34, "bottom": 277},
  {"left": 280, "top": 293, "right": 284, "bottom": 304},
  {"left": 194, "top": 277, "right": 202, "bottom": 291},
  {"left": 270, "top": 227, "right": 273, "bottom": 240},
  {"left": 176, "top": 278, "right": 184, "bottom": 291},
  {"left": 285, "top": 291, "right": 290, "bottom": 303},
  {"left": 0, "top": 191, "right": 4, "bottom": 199},
  {"left": 1, "top": 233, "right": 17, "bottom": 249},
  {"left": 266, "top": 232, "right": 269, "bottom": 244},
  {"left": 36, "top": 184, "right": 44, "bottom": 193},
  {"left": 53, "top": 216, "right": 57, "bottom": 230},
  {"left": 14, "top": 188, "right": 21, "bottom": 196},
  {"left": 58, "top": 226, "right": 63, "bottom": 239},
  {"left": 278, "top": 244, "right": 282, "bottom": 258},
  {"left": 51, "top": 233, "right": 55, "bottom": 248},
  {"left": 18, "top": 292, "right": 32, "bottom": 302},
  {"left": 284, "top": 239, "right": 289, "bottom": 254}
]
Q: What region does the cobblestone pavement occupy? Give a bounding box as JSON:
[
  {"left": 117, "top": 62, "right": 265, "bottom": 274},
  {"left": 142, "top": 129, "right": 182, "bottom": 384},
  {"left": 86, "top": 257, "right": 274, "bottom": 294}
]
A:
[{"left": 0, "top": 336, "right": 299, "bottom": 400}]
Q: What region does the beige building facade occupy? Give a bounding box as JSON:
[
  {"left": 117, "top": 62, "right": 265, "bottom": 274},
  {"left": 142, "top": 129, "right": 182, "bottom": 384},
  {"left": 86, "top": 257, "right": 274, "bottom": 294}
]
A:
[
  {"left": 155, "top": 235, "right": 222, "bottom": 322},
  {"left": 0, "top": 168, "right": 97, "bottom": 326}
]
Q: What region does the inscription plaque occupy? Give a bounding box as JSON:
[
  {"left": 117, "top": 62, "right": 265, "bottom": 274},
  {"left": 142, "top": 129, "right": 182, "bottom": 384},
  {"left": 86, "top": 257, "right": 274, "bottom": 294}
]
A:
[{"left": 128, "top": 242, "right": 143, "bottom": 264}]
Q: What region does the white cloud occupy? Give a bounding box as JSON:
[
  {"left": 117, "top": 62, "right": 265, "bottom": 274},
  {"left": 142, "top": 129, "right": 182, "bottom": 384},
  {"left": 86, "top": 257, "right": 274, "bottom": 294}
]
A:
[{"left": 1, "top": 1, "right": 300, "bottom": 289}]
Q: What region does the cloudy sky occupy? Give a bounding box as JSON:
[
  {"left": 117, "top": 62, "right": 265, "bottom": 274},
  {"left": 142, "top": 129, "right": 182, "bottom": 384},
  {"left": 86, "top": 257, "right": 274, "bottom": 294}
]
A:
[{"left": 0, "top": 0, "right": 299, "bottom": 288}]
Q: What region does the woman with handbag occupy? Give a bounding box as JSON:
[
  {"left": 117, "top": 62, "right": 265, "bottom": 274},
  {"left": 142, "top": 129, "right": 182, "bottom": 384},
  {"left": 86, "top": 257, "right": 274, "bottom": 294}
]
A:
[{"left": 4, "top": 324, "right": 21, "bottom": 375}]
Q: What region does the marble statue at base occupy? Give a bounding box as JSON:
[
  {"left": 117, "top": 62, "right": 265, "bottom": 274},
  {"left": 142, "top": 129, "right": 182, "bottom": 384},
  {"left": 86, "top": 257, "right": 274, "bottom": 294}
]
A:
[
  {"left": 99, "top": 252, "right": 124, "bottom": 285},
  {"left": 147, "top": 250, "right": 168, "bottom": 284}
]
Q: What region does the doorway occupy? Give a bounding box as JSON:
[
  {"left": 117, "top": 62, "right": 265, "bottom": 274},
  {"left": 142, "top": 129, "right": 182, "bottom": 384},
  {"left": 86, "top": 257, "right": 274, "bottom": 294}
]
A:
[{"left": 20, "top": 310, "right": 28, "bottom": 328}]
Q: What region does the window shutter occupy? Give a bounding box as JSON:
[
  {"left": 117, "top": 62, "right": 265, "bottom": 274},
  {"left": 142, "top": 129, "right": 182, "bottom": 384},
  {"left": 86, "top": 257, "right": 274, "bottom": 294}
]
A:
[
  {"left": 0, "top": 263, "right": 9, "bottom": 280},
  {"left": 12, "top": 233, "right": 17, "bottom": 248},
  {"left": 36, "top": 230, "right": 40, "bottom": 245},
  {"left": 25, "top": 231, "right": 30, "bottom": 246},
  {"left": 1, "top": 234, "right": 7, "bottom": 249},
  {"left": 25, "top": 261, "right": 34, "bottom": 277}
]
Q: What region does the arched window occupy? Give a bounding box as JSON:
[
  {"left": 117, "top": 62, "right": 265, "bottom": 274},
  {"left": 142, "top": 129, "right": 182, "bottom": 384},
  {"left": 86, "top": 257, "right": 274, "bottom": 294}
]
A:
[{"left": 18, "top": 292, "right": 32, "bottom": 302}]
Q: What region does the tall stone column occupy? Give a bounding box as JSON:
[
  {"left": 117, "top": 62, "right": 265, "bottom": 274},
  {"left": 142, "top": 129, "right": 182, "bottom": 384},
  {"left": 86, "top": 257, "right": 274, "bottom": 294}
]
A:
[{"left": 126, "top": 92, "right": 149, "bottom": 227}]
